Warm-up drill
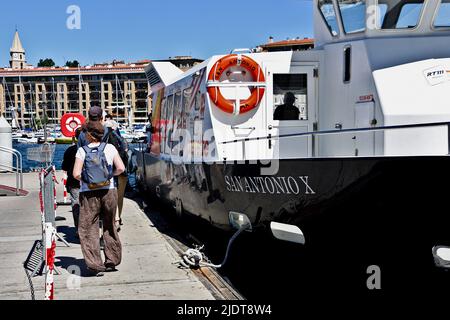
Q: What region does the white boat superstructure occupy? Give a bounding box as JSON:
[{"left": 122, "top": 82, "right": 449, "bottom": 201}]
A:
[{"left": 145, "top": 0, "right": 450, "bottom": 164}]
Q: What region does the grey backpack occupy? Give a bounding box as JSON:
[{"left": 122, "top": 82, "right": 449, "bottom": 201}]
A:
[{"left": 81, "top": 143, "right": 113, "bottom": 190}]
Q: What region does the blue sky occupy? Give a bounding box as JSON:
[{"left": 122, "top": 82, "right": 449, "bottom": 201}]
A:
[{"left": 0, "top": 0, "right": 313, "bottom": 67}]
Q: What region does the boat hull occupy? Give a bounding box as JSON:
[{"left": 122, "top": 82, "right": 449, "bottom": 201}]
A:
[{"left": 137, "top": 153, "right": 450, "bottom": 287}]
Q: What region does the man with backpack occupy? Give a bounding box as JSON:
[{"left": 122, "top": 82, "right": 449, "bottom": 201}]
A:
[
  {"left": 104, "top": 119, "right": 129, "bottom": 232},
  {"left": 61, "top": 128, "right": 82, "bottom": 237},
  {"left": 73, "top": 121, "right": 125, "bottom": 276}
]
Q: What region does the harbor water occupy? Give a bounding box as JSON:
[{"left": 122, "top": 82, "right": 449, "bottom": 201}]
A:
[
  {"left": 12, "top": 142, "right": 139, "bottom": 186},
  {"left": 13, "top": 142, "right": 69, "bottom": 172}
]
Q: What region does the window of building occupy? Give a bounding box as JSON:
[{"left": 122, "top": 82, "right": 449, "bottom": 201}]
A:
[
  {"left": 318, "top": 0, "right": 340, "bottom": 36},
  {"left": 377, "top": 0, "right": 424, "bottom": 29},
  {"left": 273, "top": 74, "right": 308, "bottom": 121},
  {"left": 338, "top": 0, "right": 366, "bottom": 34},
  {"left": 435, "top": 0, "right": 450, "bottom": 28}
]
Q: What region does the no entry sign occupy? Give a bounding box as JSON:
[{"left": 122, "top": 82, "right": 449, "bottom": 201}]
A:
[{"left": 61, "top": 113, "right": 86, "bottom": 138}]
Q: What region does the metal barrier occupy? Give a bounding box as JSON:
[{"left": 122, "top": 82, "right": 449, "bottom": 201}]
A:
[
  {"left": 40, "top": 167, "right": 57, "bottom": 300},
  {"left": 0, "top": 146, "right": 24, "bottom": 195},
  {"left": 23, "top": 166, "right": 70, "bottom": 300},
  {"left": 27, "top": 143, "right": 56, "bottom": 166}
]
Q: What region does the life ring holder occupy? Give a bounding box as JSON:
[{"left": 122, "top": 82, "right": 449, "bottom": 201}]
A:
[
  {"left": 61, "top": 113, "right": 86, "bottom": 138},
  {"left": 207, "top": 54, "right": 266, "bottom": 115}
]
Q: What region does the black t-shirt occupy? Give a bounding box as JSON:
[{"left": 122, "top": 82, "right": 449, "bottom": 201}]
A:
[
  {"left": 62, "top": 145, "right": 81, "bottom": 189},
  {"left": 273, "top": 105, "right": 300, "bottom": 121}
]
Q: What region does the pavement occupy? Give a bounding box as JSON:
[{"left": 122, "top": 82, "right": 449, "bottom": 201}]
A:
[{"left": 0, "top": 172, "right": 219, "bottom": 300}]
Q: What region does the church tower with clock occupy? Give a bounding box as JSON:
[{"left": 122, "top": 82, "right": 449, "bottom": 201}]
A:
[{"left": 9, "top": 30, "right": 26, "bottom": 70}]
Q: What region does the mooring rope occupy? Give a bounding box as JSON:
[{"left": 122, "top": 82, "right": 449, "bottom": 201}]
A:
[{"left": 174, "top": 224, "right": 250, "bottom": 269}]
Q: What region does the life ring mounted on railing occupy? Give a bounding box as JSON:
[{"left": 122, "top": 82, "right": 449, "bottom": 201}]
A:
[{"left": 207, "top": 54, "right": 266, "bottom": 115}]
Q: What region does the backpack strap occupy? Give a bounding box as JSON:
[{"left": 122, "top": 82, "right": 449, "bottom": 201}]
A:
[
  {"left": 82, "top": 145, "right": 91, "bottom": 155},
  {"left": 103, "top": 128, "right": 112, "bottom": 144},
  {"left": 98, "top": 142, "right": 107, "bottom": 152}
]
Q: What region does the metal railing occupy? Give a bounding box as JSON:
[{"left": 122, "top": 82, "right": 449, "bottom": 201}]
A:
[
  {"left": 0, "top": 146, "right": 24, "bottom": 196},
  {"left": 220, "top": 121, "right": 450, "bottom": 157}
]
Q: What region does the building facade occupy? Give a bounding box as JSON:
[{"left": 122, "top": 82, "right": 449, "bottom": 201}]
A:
[
  {"left": 0, "top": 31, "right": 203, "bottom": 129},
  {"left": 0, "top": 62, "right": 152, "bottom": 128}
]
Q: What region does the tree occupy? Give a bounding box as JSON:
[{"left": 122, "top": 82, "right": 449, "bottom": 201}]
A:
[
  {"left": 37, "top": 58, "right": 56, "bottom": 67},
  {"left": 65, "top": 60, "right": 80, "bottom": 68}
]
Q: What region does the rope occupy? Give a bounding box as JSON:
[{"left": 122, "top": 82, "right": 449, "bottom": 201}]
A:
[{"left": 174, "top": 224, "right": 250, "bottom": 269}]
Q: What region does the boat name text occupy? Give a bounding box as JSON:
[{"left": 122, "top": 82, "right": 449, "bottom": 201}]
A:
[{"left": 224, "top": 175, "right": 315, "bottom": 195}]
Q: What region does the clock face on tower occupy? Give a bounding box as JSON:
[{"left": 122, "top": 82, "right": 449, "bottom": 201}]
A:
[{"left": 12, "top": 53, "right": 19, "bottom": 60}]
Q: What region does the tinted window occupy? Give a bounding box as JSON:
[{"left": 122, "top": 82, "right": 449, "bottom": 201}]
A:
[
  {"left": 273, "top": 74, "right": 308, "bottom": 121},
  {"left": 435, "top": 1, "right": 450, "bottom": 28},
  {"left": 319, "top": 0, "right": 339, "bottom": 36},
  {"left": 396, "top": 3, "right": 423, "bottom": 28},
  {"left": 377, "top": 0, "right": 424, "bottom": 29},
  {"left": 338, "top": 0, "right": 366, "bottom": 33}
]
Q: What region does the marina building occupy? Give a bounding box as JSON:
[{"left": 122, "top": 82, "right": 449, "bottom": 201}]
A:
[{"left": 0, "top": 31, "right": 202, "bottom": 129}]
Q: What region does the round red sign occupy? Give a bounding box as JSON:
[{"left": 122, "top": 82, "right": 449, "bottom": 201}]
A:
[{"left": 61, "top": 113, "right": 86, "bottom": 138}]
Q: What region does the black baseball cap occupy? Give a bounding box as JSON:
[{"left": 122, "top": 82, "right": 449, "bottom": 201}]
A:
[{"left": 89, "top": 106, "right": 103, "bottom": 119}]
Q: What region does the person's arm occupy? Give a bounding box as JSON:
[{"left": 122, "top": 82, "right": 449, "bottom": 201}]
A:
[
  {"left": 115, "top": 131, "right": 129, "bottom": 152},
  {"left": 73, "top": 158, "right": 84, "bottom": 181},
  {"left": 113, "top": 153, "right": 125, "bottom": 176},
  {"left": 62, "top": 150, "right": 69, "bottom": 172}
]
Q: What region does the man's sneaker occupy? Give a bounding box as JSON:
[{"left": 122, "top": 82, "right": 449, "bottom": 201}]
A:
[
  {"left": 88, "top": 268, "right": 105, "bottom": 277},
  {"left": 104, "top": 263, "right": 117, "bottom": 272}
]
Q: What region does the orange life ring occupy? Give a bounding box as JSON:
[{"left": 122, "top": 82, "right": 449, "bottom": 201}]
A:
[{"left": 207, "top": 54, "right": 265, "bottom": 115}]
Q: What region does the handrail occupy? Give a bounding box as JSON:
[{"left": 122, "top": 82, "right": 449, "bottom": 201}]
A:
[
  {"left": 0, "top": 146, "right": 23, "bottom": 196},
  {"left": 220, "top": 121, "right": 450, "bottom": 145}
]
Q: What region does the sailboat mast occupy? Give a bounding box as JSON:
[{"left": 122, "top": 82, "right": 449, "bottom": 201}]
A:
[
  {"left": 28, "top": 82, "right": 33, "bottom": 130},
  {"left": 18, "top": 75, "right": 24, "bottom": 129}
]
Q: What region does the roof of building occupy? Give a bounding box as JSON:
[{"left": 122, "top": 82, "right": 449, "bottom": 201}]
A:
[
  {"left": 10, "top": 31, "right": 25, "bottom": 53},
  {"left": 260, "top": 38, "right": 315, "bottom": 49},
  {"left": 0, "top": 61, "right": 149, "bottom": 77}
]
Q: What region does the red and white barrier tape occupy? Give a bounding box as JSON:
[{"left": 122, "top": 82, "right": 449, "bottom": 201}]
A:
[
  {"left": 39, "top": 167, "right": 57, "bottom": 300},
  {"left": 44, "top": 223, "right": 56, "bottom": 300},
  {"left": 62, "top": 172, "right": 68, "bottom": 204}
]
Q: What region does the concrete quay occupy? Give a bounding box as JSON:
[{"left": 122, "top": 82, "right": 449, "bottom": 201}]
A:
[{"left": 0, "top": 172, "right": 221, "bottom": 300}]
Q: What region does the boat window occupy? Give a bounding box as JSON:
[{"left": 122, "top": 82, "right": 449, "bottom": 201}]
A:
[
  {"left": 318, "top": 0, "right": 340, "bottom": 36},
  {"left": 344, "top": 46, "right": 352, "bottom": 83},
  {"left": 172, "top": 91, "right": 182, "bottom": 153},
  {"left": 375, "top": 4, "right": 388, "bottom": 29},
  {"left": 155, "top": 97, "right": 165, "bottom": 154},
  {"left": 377, "top": 0, "right": 425, "bottom": 29},
  {"left": 435, "top": 0, "right": 450, "bottom": 28},
  {"left": 162, "top": 95, "right": 172, "bottom": 154},
  {"left": 273, "top": 74, "right": 308, "bottom": 121},
  {"left": 338, "top": 0, "right": 366, "bottom": 34}
]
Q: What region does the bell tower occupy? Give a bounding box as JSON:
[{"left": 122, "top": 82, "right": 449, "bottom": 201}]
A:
[{"left": 10, "top": 30, "right": 26, "bottom": 70}]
